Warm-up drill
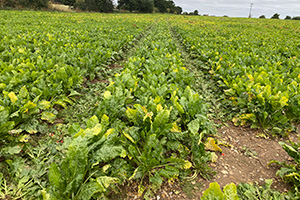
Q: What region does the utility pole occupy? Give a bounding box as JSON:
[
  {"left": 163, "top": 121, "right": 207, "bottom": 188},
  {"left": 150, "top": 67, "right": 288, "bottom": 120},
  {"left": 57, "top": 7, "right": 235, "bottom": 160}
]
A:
[{"left": 248, "top": 3, "right": 253, "bottom": 18}]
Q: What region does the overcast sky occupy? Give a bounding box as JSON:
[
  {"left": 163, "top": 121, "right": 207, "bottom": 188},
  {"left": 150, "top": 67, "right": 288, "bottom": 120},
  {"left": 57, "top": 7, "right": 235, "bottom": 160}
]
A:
[
  {"left": 113, "top": 0, "right": 300, "bottom": 18},
  {"left": 172, "top": 0, "right": 300, "bottom": 18}
]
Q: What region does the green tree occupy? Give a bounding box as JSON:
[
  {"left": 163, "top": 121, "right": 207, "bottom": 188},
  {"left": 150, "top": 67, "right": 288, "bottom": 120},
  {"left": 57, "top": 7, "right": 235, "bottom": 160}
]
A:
[
  {"left": 292, "top": 16, "right": 300, "bottom": 20},
  {"left": 154, "top": 0, "right": 167, "bottom": 13},
  {"left": 117, "top": 0, "right": 137, "bottom": 12},
  {"left": 193, "top": 9, "right": 199, "bottom": 15},
  {"left": 271, "top": 13, "right": 280, "bottom": 19},
  {"left": 75, "top": 0, "right": 97, "bottom": 11},
  {"left": 99, "top": 0, "right": 114, "bottom": 12},
  {"left": 74, "top": 0, "right": 113, "bottom": 12},
  {"left": 117, "top": 0, "right": 153, "bottom": 13},
  {"left": 138, "top": 0, "right": 153, "bottom": 13},
  {"left": 173, "top": 6, "right": 182, "bottom": 14},
  {"left": 62, "top": 0, "right": 76, "bottom": 6},
  {"left": 285, "top": 15, "right": 291, "bottom": 20},
  {"left": 259, "top": 15, "right": 266, "bottom": 18}
]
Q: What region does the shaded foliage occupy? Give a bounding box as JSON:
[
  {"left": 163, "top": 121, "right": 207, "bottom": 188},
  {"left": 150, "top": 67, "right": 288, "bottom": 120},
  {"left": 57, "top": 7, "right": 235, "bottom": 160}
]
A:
[
  {"left": 0, "top": 0, "right": 48, "bottom": 9},
  {"left": 285, "top": 15, "right": 292, "bottom": 20},
  {"left": 117, "top": 0, "right": 182, "bottom": 14},
  {"left": 271, "top": 13, "right": 280, "bottom": 19},
  {"left": 292, "top": 16, "right": 300, "bottom": 20},
  {"left": 74, "top": 0, "right": 113, "bottom": 12}
]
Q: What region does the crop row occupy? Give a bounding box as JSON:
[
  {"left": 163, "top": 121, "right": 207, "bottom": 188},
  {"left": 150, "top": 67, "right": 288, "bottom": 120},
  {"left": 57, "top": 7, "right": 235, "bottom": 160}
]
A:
[
  {"left": 45, "top": 20, "right": 216, "bottom": 199},
  {"left": 171, "top": 16, "right": 300, "bottom": 134},
  {"left": 0, "top": 11, "right": 152, "bottom": 140}
]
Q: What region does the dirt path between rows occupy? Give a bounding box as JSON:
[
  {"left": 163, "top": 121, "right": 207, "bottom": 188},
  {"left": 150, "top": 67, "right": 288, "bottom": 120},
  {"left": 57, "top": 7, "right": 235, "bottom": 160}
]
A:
[
  {"left": 112, "top": 123, "right": 299, "bottom": 200},
  {"left": 151, "top": 123, "right": 299, "bottom": 200}
]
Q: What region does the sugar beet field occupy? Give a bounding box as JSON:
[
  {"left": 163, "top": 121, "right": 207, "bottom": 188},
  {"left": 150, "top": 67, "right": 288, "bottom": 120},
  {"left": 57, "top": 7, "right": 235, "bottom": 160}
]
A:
[{"left": 0, "top": 11, "right": 300, "bottom": 199}]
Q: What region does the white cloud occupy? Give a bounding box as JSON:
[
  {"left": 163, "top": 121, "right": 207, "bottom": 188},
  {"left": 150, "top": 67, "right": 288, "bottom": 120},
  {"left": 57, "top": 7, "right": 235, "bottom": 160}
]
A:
[{"left": 173, "top": 0, "right": 300, "bottom": 17}]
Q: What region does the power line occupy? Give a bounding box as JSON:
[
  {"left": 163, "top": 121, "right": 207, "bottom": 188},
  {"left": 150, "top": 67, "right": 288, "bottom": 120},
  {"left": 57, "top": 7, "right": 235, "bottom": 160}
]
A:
[{"left": 248, "top": 2, "right": 253, "bottom": 18}]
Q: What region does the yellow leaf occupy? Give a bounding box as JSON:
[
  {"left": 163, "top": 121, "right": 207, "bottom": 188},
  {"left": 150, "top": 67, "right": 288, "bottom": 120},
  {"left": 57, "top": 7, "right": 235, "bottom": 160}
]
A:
[
  {"left": 153, "top": 96, "right": 161, "bottom": 104},
  {"left": 104, "top": 128, "right": 115, "bottom": 138},
  {"left": 120, "top": 149, "right": 127, "bottom": 158},
  {"left": 73, "top": 128, "right": 85, "bottom": 138},
  {"left": 141, "top": 106, "right": 148, "bottom": 114},
  {"left": 143, "top": 112, "right": 153, "bottom": 122},
  {"left": 171, "top": 122, "right": 181, "bottom": 132},
  {"left": 183, "top": 160, "right": 192, "bottom": 169},
  {"left": 156, "top": 104, "right": 163, "bottom": 112},
  {"left": 8, "top": 92, "right": 18, "bottom": 103},
  {"left": 103, "top": 91, "right": 111, "bottom": 99},
  {"left": 83, "top": 124, "right": 102, "bottom": 137},
  {"left": 0, "top": 83, "right": 6, "bottom": 89},
  {"left": 279, "top": 96, "right": 288, "bottom": 107},
  {"left": 102, "top": 164, "right": 111, "bottom": 172},
  {"left": 41, "top": 112, "right": 56, "bottom": 123},
  {"left": 205, "top": 137, "right": 222, "bottom": 152},
  {"left": 20, "top": 134, "right": 29, "bottom": 142},
  {"left": 101, "top": 114, "right": 109, "bottom": 126},
  {"left": 39, "top": 101, "right": 51, "bottom": 110},
  {"left": 240, "top": 113, "right": 256, "bottom": 121},
  {"left": 175, "top": 101, "right": 184, "bottom": 114},
  {"left": 211, "top": 152, "right": 218, "bottom": 163},
  {"left": 24, "top": 101, "right": 37, "bottom": 109},
  {"left": 123, "top": 132, "right": 135, "bottom": 143},
  {"left": 247, "top": 74, "right": 254, "bottom": 82}
]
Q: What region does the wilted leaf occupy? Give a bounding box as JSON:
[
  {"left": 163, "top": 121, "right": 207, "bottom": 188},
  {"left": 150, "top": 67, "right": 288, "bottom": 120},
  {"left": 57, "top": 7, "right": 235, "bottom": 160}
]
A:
[
  {"left": 211, "top": 152, "right": 218, "bottom": 163},
  {"left": 182, "top": 160, "right": 192, "bottom": 169},
  {"left": 205, "top": 137, "right": 222, "bottom": 152},
  {"left": 20, "top": 134, "right": 30, "bottom": 142},
  {"left": 123, "top": 131, "right": 135, "bottom": 143},
  {"left": 171, "top": 122, "right": 181, "bottom": 132}
]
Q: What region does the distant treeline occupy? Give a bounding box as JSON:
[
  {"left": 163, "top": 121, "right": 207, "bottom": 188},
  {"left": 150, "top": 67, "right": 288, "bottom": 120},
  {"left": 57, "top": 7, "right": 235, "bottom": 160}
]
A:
[
  {"left": 260, "top": 13, "right": 300, "bottom": 20},
  {"left": 0, "top": 0, "right": 48, "bottom": 9},
  {"left": 53, "top": 0, "right": 182, "bottom": 14},
  {"left": 0, "top": 0, "right": 183, "bottom": 14}
]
